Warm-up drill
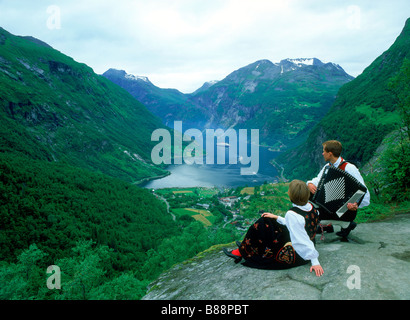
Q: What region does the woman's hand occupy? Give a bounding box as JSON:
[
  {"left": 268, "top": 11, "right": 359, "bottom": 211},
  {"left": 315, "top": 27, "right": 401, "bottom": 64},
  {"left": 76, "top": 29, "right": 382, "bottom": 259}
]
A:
[
  {"left": 261, "top": 212, "right": 277, "bottom": 219},
  {"left": 310, "top": 265, "right": 324, "bottom": 277}
]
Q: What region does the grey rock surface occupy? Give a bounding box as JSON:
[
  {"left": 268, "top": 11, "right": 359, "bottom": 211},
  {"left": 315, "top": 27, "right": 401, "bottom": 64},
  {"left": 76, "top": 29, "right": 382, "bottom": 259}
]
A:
[{"left": 143, "top": 214, "right": 410, "bottom": 300}]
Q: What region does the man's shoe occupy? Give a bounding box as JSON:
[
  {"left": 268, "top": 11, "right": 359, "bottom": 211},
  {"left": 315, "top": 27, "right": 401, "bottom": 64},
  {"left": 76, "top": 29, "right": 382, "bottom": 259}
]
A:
[
  {"left": 336, "top": 221, "right": 357, "bottom": 240},
  {"left": 223, "top": 248, "right": 242, "bottom": 264}
]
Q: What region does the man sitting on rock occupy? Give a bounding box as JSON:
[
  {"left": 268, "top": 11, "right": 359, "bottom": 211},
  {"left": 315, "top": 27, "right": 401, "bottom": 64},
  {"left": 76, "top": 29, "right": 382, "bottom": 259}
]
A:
[{"left": 307, "top": 140, "right": 370, "bottom": 241}]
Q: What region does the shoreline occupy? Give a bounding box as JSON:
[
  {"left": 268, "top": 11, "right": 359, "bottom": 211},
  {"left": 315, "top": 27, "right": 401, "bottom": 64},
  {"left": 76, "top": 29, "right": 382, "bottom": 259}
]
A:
[
  {"left": 133, "top": 171, "right": 171, "bottom": 186},
  {"left": 135, "top": 148, "right": 285, "bottom": 189},
  {"left": 269, "top": 158, "right": 288, "bottom": 182}
]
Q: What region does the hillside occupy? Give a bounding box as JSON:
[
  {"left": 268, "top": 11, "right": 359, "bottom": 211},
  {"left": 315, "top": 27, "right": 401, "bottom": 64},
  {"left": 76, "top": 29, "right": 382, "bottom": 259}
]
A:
[
  {"left": 0, "top": 27, "right": 167, "bottom": 183},
  {"left": 0, "top": 151, "right": 176, "bottom": 277},
  {"left": 278, "top": 18, "right": 410, "bottom": 180},
  {"left": 0, "top": 27, "right": 179, "bottom": 299},
  {"left": 104, "top": 58, "right": 353, "bottom": 150}
]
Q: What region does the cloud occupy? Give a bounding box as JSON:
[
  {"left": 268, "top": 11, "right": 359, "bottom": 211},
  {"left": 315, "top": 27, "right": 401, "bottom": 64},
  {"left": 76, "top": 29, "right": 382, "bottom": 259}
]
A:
[{"left": 0, "top": 0, "right": 409, "bottom": 92}]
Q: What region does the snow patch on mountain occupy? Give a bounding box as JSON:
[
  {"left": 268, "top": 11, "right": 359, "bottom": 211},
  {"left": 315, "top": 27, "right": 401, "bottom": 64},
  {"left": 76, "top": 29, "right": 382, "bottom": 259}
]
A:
[
  {"left": 125, "top": 73, "right": 150, "bottom": 82},
  {"left": 287, "top": 58, "right": 315, "bottom": 66}
]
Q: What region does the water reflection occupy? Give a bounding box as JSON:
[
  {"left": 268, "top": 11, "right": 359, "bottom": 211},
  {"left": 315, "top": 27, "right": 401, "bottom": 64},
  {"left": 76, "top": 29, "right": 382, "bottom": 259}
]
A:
[{"left": 142, "top": 146, "right": 280, "bottom": 189}]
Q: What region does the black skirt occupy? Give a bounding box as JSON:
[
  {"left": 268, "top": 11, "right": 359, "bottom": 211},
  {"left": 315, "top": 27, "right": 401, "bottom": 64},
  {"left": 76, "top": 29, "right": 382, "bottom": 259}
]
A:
[{"left": 238, "top": 217, "right": 308, "bottom": 270}]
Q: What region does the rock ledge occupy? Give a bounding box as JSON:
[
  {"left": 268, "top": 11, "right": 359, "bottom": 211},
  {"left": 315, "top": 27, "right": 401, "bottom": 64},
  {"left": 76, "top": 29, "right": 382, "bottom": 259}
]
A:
[{"left": 143, "top": 214, "right": 410, "bottom": 300}]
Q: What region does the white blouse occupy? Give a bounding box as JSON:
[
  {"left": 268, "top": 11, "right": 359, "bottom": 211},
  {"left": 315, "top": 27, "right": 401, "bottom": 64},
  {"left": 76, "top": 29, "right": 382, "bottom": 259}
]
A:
[{"left": 277, "top": 202, "right": 320, "bottom": 266}]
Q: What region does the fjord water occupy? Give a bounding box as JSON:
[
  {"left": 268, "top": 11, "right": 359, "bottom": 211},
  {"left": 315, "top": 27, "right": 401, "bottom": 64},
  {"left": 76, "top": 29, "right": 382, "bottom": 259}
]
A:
[{"left": 142, "top": 145, "right": 280, "bottom": 189}]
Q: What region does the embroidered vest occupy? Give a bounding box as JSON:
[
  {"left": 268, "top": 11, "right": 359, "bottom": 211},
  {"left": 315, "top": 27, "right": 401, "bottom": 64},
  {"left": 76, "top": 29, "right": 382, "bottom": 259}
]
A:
[
  {"left": 338, "top": 158, "right": 348, "bottom": 171},
  {"left": 290, "top": 205, "right": 319, "bottom": 241},
  {"left": 328, "top": 157, "right": 349, "bottom": 171}
]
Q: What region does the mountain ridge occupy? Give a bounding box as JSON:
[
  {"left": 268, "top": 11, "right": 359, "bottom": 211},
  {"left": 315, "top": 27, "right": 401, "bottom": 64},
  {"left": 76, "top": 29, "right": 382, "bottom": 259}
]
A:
[
  {"left": 0, "top": 26, "right": 168, "bottom": 183},
  {"left": 104, "top": 57, "right": 353, "bottom": 149}
]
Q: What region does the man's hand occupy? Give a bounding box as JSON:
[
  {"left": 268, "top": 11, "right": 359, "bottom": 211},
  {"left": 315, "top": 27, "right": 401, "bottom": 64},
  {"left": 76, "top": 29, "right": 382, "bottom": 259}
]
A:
[
  {"left": 308, "top": 183, "right": 317, "bottom": 194},
  {"left": 347, "top": 202, "right": 358, "bottom": 211},
  {"left": 310, "top": 265, "right": 324, "bottom": 277}
]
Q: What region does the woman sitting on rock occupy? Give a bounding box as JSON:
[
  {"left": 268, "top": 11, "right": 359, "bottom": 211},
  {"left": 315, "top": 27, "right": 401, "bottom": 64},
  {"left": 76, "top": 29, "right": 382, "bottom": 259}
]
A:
[{"left": 223, "top": 180, "right": 324, "bottom": 277}]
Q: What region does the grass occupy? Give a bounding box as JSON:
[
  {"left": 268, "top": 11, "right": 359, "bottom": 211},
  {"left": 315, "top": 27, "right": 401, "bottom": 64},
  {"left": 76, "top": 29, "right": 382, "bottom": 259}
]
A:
[
  {"left": 240, "top": 187, "right": 254, "bottom": 195},
  {"left": 356, "top": 104, "right": 401, "bottom": 125},
  {"left": 173, "top": 190, "right": 194, "bottom": 194},
  {"left": 172, "top": 208, "right": 214, "bottom": 227},
  {"left": 157, "top": 187, "right": 219, "bottom": 198},
  {"left": 184, "top": 208, "right": 212, "bottom": 216},
  {"left": 192, "top": 214, "right": 212, "bottom": 227},
  {"left": 356, "top": 200, "right": 410, "bottom": 224}
]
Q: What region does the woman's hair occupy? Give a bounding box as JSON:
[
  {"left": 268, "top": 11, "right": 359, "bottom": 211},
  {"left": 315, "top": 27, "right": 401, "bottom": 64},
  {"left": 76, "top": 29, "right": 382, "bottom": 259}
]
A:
[
  {"left": 322, "top": 140, "right": 342, "bottom": 157},
  {"left": 288, "top": 180, "right": 310, "bottom": 206}
]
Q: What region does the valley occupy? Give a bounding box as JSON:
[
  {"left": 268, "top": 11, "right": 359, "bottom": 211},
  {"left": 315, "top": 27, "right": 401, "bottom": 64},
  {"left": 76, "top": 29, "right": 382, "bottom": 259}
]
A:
[{"left": 0, "top": 16, "right": 409, "bottom": 301}]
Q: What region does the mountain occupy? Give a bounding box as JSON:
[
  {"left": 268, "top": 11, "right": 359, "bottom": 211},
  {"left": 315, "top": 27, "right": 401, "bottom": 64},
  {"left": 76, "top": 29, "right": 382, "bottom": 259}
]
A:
[
  {"left": 104, "top": 58, "right": 353, "bottom": 149},
  {"left": 0, "top": 27, "right": 168, "bottom": 183},
  {"left": 102, "top": 68, "right": 205, "bottom": 128},
  {"left": 190, "top": 58, "right": 353, "bottom": 148},
  {"left": 191, "top": 80, "right": 219, "bottom": 95},
  {"left": 278, "top": 17, "right": 410, "bottom": 180}
]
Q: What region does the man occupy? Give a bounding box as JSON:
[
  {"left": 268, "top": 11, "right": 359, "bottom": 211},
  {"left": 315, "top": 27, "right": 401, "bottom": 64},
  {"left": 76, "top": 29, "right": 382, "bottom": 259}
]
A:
[{"left": 307, "top": 140, "right": 370, "bottom": 241}]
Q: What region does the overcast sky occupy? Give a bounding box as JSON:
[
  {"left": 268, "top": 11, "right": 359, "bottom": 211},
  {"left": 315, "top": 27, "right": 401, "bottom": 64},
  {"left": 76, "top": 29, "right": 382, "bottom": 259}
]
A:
[{"left": 0, "top": 0, "right": 409, "bottom": 93}]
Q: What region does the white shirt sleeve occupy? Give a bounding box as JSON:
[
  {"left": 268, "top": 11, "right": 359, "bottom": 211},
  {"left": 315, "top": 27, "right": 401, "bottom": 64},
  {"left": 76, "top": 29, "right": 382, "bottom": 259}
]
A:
[
  {"left": 307, "top": 165, "right": 326, "bottom": 187},
  {"left": 277, "top": 216, "right": 286, "bottom": 225},
  {"left": 345, "top": 163, "right": 371, "bottom": 208},
  {"left": 284, "top": 210, "right": 320, "bottom": 266}
]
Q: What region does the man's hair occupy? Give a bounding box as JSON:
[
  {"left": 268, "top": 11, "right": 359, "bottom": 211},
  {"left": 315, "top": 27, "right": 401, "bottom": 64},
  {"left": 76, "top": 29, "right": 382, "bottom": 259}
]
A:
[
  {"left": 288, "top": 180, "right": 310, "bottom": 206},
  {"left": 322, "top": 140, "right": 342, "bottom": 157}
]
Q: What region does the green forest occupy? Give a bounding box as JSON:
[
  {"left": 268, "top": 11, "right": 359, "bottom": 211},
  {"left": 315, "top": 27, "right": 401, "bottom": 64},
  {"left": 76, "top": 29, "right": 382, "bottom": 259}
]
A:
[{"left": 0, "top": 152, "right": 240, "bottom": 299}]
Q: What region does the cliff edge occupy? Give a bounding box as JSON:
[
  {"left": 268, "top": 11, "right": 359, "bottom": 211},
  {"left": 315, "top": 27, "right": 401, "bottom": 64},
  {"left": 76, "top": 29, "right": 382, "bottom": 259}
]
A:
[{"left": 143, "top": 214, "right": 410, "bottom": 300}]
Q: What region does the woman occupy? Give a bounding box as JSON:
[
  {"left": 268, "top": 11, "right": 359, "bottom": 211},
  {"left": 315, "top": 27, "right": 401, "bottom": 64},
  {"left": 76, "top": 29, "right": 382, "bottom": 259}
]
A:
[{"left": 223, "top": 180, "right": 324, "bottom": 277}]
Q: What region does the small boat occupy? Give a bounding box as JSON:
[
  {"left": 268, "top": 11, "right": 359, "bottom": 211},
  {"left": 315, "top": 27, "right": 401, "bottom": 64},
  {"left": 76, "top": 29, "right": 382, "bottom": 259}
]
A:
[{"left": 216, "top": 142, "right": 230, "bottom": 147}]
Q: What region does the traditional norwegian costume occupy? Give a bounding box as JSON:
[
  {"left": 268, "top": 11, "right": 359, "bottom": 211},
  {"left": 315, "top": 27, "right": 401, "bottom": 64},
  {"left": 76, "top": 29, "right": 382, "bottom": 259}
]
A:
[{"left": 237, "top": 203, "right": 319, "bottom": 270}]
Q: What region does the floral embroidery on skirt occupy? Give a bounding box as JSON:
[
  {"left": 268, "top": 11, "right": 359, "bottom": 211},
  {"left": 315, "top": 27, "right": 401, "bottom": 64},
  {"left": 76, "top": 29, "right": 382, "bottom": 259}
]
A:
[
  {"left": 238, "top": 217, "right": 307, "bottom": 270},
  {"left": 275, "top": 242, "right": 296, "bottom": 264}
]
